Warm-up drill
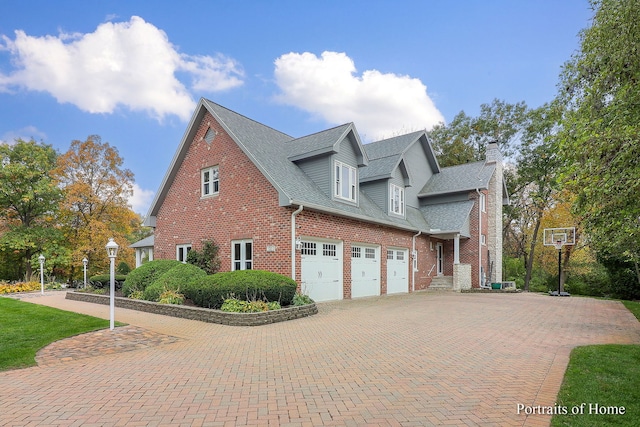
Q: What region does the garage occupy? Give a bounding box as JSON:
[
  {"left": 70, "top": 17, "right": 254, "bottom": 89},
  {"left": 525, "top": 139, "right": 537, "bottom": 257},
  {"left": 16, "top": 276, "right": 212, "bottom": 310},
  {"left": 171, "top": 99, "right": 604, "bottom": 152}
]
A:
[
  {"left": 386, "top": 248, "right": 409, "bottom": 294},
  {"left": 350, "top": 245, "right": 380, "bottom": 298},
  {"left": 300, "top": 239, "right": 343, "bottom": 302}
]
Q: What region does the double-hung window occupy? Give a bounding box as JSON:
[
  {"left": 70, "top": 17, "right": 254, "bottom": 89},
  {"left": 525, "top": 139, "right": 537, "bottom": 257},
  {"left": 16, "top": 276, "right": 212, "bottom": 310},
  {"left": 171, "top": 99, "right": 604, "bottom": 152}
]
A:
[
  {"left": 335, "top": 161, "right": 357, "bottom": 202},
  {"left": 232, "top": 239, "right": 253, "bottom": 271},
  {"left": 201, "top": 166, "right": 219, "bottom": 197},
  {"left": 389, "top": 183, "right": 405, "bottom": 216}
]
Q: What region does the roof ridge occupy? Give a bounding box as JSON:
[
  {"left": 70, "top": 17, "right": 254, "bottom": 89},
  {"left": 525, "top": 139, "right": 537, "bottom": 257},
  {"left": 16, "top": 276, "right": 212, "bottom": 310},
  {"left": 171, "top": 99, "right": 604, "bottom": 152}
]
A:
[
  {"left": 286, "top": 122, "right": 352, "bottom": 143},
  {"left": 203, "top": 98, "right": 294, "bottom": 140}
]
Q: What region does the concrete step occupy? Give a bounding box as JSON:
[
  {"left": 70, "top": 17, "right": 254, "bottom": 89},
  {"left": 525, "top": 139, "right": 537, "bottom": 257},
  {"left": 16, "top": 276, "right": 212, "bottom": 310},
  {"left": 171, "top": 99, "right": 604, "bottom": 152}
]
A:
[{"left": 428, "top": 276, "right": 453, "bottom": 291}]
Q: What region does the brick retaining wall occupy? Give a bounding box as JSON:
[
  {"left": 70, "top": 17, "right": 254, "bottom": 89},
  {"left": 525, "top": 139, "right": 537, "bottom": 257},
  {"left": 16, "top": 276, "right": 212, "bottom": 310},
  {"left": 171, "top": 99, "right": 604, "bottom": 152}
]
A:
[{"left": 65, "top": 292, "right": 317, "bottom": 326}]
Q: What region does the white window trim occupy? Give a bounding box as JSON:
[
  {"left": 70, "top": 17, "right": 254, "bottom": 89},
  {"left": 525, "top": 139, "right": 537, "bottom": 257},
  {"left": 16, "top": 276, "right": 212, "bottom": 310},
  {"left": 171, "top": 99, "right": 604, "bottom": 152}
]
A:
[
  {"left": 176, "top": 244, "right": 192, "bottom": 263},
  {"left": 334, "top": 160, "right": 357, "bottom": 202},
  {"left": 201, "top": 166, "right": 219, "bottom": 197},
  {"left": 480, "top": 192, "right": 486, "bottom": 212},
  {"left": 389, "top": 183, "right": 405, "bottom": 217},
  {"left": 232, "top": 239, "right": 253, "bottom": 271}
]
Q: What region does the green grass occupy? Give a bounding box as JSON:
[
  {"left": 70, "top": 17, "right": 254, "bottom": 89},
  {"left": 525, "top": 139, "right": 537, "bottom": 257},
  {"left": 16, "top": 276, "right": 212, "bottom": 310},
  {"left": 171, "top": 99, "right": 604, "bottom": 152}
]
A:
[
  {"left": 551, "top": 299, "right": 640, "bottom": 426},
  {"left": 0, "top": 297, "right": 114, "bottom": 371}
]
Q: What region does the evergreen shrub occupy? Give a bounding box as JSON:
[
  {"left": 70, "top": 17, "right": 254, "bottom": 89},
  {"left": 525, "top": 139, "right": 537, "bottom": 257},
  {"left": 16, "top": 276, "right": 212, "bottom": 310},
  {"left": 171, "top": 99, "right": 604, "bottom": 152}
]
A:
[
  {"left": 122, "top": 259, "right": 182, "bottom": 297},
  {"left": 185, "top": 270, "right": 297, "bottom": 309}
]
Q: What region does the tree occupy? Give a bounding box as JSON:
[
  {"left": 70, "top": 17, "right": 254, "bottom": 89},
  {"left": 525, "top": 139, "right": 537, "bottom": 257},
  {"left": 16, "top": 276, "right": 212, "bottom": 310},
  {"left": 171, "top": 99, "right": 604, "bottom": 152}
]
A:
[
  {"left": 0, "top": 140, "right": 64, "bottom": 279},
  {"left": 508, "top": 103, "right": 563, "bottom": 291},
  {"left": 558, "top": 0, "right": 640, "bottom": 288},
  {"left": 427, "top": 99, "right": 528, "bottom": 166},
  {"left": 55, "top": 135, "right": 138, "bottom": 278}
]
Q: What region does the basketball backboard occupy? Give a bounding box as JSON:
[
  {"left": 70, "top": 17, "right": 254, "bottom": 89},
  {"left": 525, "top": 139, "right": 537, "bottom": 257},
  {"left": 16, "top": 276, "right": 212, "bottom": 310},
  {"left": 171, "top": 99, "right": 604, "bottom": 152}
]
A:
[{"left": 543, "top": 227, "right": 576, "bottom": 247}]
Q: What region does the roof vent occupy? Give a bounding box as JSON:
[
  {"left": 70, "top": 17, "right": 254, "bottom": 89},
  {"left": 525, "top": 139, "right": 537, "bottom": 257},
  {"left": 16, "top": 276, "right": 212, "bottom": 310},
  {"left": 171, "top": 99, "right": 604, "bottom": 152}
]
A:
[{"left": 204, "top": 127, "right": 217, "bottom": 145}]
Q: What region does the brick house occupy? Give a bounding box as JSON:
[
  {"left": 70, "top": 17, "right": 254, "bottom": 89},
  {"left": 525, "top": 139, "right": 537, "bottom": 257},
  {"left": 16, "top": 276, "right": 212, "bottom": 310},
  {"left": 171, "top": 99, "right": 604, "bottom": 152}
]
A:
[{"left": 140, "top": 98, "right": 508, "bottom": 302}]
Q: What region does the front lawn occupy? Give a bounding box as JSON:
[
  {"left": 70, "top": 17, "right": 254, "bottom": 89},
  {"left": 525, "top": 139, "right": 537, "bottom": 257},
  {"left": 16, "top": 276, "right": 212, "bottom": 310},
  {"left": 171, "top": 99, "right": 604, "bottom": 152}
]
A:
[
  {"left": 0, "top": 297, "right": 113, "bottom": 371},
  {"left": 551, "top": 299, "right": 640, "bottom": 426}
]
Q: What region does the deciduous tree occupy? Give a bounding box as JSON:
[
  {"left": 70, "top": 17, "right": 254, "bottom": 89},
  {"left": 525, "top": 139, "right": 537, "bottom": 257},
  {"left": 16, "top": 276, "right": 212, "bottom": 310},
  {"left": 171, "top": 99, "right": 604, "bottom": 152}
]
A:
[
  {"left": 0, "top": 140, "right": 64, "bottom": 279},
  {"left": 55, "top": 135, "right": 138, "bottom": 278},
  {"left": 558, "top": 0, "right": 640, "bottom": 288}
]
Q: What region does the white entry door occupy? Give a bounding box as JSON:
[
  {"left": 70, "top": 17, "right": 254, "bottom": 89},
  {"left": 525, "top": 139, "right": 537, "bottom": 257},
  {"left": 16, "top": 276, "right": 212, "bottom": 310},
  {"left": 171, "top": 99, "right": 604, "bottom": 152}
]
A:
[
  {"left": 301, "top": 240, "right": 343, "bottom": 302},
  {"left": 351, "top": 245, "right": 380, "bottom": 298},
  {"left": 386, "top": 248, "right": 409, "bottom": 294}
]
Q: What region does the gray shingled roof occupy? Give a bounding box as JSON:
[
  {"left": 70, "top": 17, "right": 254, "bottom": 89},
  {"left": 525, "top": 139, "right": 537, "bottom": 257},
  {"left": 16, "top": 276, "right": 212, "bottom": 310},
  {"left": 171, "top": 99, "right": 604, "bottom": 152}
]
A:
[
  {"left": 145, "top": 98, "right": 493, "bottom": 236},
  {"left": 130, "top": 235, "right": 154, "bottom": 248},
  {"left": 420, "top": 201, "right": 475, "bottom": 236},
  {"left": 418, "top": 161, "right": 495, "bottom": 197}
]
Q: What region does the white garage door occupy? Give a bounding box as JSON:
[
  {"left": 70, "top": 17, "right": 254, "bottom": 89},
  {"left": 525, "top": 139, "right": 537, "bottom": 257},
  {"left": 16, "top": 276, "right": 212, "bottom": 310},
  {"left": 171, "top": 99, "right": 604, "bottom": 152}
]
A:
[
  {"left": 386, "top": 248, "right": 409, "bottom": 294},
  {"left": 301, "top": 240, "right": 343, "bottom": 302},
  {"left": 351, "top": 245, "right": 380, "bottom": 298}
]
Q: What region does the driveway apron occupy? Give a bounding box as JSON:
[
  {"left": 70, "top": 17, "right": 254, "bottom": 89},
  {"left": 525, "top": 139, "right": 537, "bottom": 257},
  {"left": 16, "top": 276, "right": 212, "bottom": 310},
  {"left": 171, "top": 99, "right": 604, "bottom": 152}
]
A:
[{"left": 1, "top": 291, "right": 639, "bottom": 426}]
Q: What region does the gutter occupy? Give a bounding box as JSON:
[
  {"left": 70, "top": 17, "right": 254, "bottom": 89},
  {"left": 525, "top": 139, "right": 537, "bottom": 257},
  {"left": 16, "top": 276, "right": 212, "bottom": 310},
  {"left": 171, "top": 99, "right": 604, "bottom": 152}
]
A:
[
  {"left": 476, "top": 188, "right": 482, "bottom": 287},
  {"left": 412, "top": 230, "right": 421, "bottom": 292},
  {"left": 291, "top": 204, "right": 304, "bottom": 281}
]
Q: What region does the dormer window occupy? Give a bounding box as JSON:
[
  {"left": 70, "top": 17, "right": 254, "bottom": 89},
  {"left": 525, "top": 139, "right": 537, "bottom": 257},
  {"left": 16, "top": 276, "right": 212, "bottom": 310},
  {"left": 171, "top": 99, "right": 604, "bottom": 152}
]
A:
[
  {"left": 335, "top": 160, "right": 357, "bottom": 202},
  {"left": 389, "top": 183, "right": 405, "bottom": 216}
]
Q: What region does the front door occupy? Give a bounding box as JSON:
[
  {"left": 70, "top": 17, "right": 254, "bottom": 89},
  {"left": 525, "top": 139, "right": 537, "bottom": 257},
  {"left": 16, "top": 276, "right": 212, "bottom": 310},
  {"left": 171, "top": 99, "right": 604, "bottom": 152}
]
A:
[{"left": 436, "top": 243, "right": 443, "bottom": 275}]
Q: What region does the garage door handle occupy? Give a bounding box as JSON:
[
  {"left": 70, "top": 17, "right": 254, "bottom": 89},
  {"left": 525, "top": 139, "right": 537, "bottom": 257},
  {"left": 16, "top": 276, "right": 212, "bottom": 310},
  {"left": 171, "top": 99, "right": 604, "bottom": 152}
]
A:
[
  {"left": 318, "top": 271, "right": 322, "bottom": 279},
  {"left": 333, "top": 280, "right": 339, "bottom": 282}
]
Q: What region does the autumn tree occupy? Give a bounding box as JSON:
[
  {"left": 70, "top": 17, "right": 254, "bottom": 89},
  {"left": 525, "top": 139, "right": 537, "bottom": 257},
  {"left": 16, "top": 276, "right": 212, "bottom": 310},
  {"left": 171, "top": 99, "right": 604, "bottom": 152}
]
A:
[
  {"left": 55, "top": 135, "right": 138, "bottom": 278},
  {"left": 508, "top": 103, "right": 564, "bottom": 291},
  {"left": 558, "top": 0, "right": 640, "bottom": 294},
  {"left": 0, "top": 140, "right": 66, "bottom": 280}
]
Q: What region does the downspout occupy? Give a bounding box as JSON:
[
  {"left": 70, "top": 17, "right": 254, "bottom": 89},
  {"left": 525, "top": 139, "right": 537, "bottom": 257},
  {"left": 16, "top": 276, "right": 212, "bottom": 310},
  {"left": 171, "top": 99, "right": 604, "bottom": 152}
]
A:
[
  {"left": 476, "top": 189, "right": 482, "bottom": 287},
  {"left": 412, "top": 230, "right": 421, "bottom": 292},
  {"left": 291, "top": 204, "right": 304, "bottom": 281}
]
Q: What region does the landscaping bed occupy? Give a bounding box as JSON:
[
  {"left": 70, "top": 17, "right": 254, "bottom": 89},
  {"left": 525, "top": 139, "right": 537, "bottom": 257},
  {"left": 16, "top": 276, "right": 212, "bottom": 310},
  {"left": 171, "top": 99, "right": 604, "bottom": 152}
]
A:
[{"left": 66, "top": 291, "right": 317, "bottom": 326}]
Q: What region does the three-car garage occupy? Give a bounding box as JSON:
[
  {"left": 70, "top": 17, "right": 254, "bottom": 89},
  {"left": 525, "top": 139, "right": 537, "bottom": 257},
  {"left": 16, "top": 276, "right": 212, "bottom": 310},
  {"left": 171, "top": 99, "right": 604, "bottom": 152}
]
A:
[{"left": 300, "top": 239, "right": 409, "bottom": 302}]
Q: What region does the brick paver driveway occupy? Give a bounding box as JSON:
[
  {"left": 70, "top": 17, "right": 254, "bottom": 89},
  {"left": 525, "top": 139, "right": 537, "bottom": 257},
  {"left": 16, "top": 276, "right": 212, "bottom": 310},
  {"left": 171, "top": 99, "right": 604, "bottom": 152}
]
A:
[{"left": 2, "top": 291, "right": 639, "bottom": 426}]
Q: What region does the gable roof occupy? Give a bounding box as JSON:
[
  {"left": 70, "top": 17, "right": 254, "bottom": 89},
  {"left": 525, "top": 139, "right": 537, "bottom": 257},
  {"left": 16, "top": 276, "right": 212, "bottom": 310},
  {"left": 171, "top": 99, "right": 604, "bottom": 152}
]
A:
[
  {"left": 287, "top": 123, "right": 368, "bottom": 166},
  {"left": 144, "top": 98, "right": 499, "bottom": 237},
  {"left": 418, "top": 161, "right": 495, "bottom": 198}
]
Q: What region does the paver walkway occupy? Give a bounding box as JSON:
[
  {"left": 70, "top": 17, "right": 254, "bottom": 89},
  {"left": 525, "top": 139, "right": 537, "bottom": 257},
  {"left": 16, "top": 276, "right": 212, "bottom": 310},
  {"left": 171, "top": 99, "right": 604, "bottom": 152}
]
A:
[{"left": 1, "top": 291, "right": 639, "bottom": 426}]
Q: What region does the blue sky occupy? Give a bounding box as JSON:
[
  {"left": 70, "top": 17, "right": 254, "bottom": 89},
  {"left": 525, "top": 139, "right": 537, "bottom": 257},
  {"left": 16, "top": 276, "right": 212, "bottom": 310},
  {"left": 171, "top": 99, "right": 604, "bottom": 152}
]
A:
[{"left": 0, "top": 0, "right": 593, "bottom": 216}]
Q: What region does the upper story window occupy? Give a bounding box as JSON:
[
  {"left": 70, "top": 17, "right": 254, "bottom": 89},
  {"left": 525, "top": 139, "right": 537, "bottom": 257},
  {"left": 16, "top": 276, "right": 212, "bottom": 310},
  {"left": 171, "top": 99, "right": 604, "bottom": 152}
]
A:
[
  {"left": 201, "top": 166, "right": 219, "bottom": 197},
  {"left": 389, "top": 183, "right": 405, "bottom": 216},
  {"left": 480, "top": 192, "right": 486, "bottom": 212},
  {"left": 335, "top": 161, "right": 357, "bottom": 202}
]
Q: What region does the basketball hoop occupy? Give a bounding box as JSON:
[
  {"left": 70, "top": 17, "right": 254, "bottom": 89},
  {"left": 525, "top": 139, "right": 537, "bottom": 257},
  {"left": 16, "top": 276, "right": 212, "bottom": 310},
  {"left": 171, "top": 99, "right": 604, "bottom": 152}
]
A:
[{"left": 553, "top": 240, "right": 563, "bottom": 250}]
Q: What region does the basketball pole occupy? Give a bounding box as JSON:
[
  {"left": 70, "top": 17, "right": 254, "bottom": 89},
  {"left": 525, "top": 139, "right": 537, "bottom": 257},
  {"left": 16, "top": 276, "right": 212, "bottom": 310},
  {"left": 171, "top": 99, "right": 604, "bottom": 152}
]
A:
[{"left": 557, "top": 245, "right": 562, "bottom": 296}]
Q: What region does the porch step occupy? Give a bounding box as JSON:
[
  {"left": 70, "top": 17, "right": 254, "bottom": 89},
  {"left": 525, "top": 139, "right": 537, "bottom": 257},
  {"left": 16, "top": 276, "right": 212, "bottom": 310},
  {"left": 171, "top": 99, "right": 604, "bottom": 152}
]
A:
[{"left": 429, "top": 276, "right": 454, "bottom": 291}]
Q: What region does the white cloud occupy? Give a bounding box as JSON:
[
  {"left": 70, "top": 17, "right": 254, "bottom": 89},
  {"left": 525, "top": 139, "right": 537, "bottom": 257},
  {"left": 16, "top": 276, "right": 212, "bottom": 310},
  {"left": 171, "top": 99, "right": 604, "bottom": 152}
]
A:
[
  {"left": 0, "top": 126, "right": 47, "bottom": 145},
  {"left": 128, "top": 183, "right": 155, "bottom": 215},
  {"left": 274, "top": 51, "right": 445, "bottom": 140},
  {"left": 0, "top": 16, "right": 244, "bottom": 121}
]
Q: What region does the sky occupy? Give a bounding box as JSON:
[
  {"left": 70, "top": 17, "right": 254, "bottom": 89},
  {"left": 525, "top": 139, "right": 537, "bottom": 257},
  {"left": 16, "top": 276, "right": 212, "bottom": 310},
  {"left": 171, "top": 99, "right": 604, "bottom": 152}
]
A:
[{"left": 0, "top": 0, "right": 594, "bottom": 217}]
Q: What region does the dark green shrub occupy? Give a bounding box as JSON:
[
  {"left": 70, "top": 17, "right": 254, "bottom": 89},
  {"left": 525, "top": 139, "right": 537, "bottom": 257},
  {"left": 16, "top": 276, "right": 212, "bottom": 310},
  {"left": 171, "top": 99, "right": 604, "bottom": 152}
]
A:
[
  {"left": 186, "top": 240, "right": 221, "bottom": 275},
  {"left": 88, "top": 274, "right": 127, "bottom": 289},
  {"left": 116, "top": 261, "right": 131, "bottom": 275},
  {"left": 184, "top": 270, "right": 297, "bottom": 309},
  {"left": 122, "top": 259, "right": 182, "bottom": 297},
  {"left": 142, "top": 263, "right": 206, "bottom": 301}
]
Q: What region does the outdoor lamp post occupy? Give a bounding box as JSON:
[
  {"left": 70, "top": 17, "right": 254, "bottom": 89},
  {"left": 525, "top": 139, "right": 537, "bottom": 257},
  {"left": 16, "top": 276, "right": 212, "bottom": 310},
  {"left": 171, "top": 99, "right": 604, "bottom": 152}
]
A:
[
  {"left": 38, "top": 254, "right": 45, "bottom": 295},
  {"left": 105, "top": 238, "right": 119, "bottom": 330},
  {"left": 82, "top": 257, "right": 88, "bottom": 288}
]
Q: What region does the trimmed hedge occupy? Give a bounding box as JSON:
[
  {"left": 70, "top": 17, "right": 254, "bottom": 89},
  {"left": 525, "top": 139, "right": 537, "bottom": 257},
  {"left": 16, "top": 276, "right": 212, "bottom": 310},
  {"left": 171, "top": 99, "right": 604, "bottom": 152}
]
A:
[
  {"left": 88, "top": 274, "right": 127, "bottom": 289},
  {"left": 122, "top": 260, "right": 182, "bottom": 297},
  {"left": 185, "top": 270, "right": 297, "bottom": 309},
  {"left": 143, "top": 263, "right": 207, "bottom": 302}
]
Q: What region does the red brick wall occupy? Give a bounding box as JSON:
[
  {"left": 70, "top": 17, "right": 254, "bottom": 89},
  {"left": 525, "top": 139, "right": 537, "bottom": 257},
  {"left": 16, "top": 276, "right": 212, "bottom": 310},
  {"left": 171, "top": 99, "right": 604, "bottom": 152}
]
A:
[{"left": 154, "top": 113, "right": 438, "bottom": 297}]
